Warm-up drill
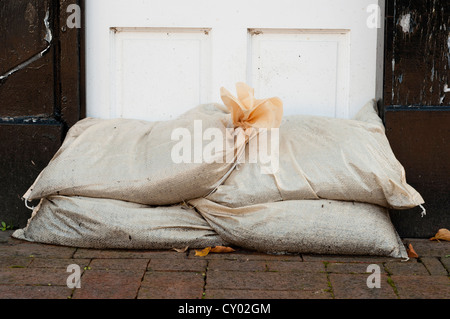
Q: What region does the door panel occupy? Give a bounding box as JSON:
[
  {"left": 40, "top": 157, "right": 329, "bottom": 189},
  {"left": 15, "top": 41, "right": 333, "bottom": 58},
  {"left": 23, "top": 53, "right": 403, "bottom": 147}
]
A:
[
  {"left": 111, "top": 28, "right": 211, "bottom": 121},
  {"left": 249, "top": 29, "right": 350, "bottom": 118},
  {"left": 86, "top": 0, "right": 385, "bottom": 120}
]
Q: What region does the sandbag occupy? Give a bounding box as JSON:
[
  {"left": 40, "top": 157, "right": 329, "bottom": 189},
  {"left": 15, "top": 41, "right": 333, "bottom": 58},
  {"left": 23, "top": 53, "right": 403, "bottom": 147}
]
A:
[
  {"left": 12, "top": 196, "right": 226, "bottom": 249},
  {"left": 23, "top": 104, "right": 246, "bottom": 206},
  {"left": 189, "top": 198, "right": 408, "bottom": 258},
  {"left": 206, "top": 100, "right": 424, "bottom": 210}
]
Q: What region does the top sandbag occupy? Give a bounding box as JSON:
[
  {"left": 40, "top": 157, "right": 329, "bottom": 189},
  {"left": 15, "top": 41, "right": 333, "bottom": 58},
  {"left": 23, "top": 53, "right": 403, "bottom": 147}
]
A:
[
  {"left": 24, "top": 104, "right": 245, "bottom": 205},
  {"left": 207, "top": 100, "right": 424, "bottom": 209},
  {"left": 24, "top": 83, "right": 285, "bottom": 206}
]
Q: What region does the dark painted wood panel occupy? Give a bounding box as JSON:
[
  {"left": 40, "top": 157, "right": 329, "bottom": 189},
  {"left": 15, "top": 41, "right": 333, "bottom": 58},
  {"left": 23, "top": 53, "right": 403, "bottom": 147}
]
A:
[
  {"left": 0, "top": 122, "right": 62, "bottom": 228},
  {"left": 0, "top": 0, "right": 51, "bottom": 74},
  {"left": 384, "top": 0, "right": 450, "bottom": 237},
  {"left": 0, "top": 0, "right": 54, "bottom": 117},
  {"left": 385, "top": 110, "right": 450, "bottom": 238},
  {"left": 59, "top": 0, "right": 84, "bottom": 127},
  {"left": 0, "top": 0, "right": 84, "bottom": 228},
  {"left": 385, "top": 0, "right": 450, "bottom": 106},
  {"left": 0, "top": 52, "right": 55, "bottom": 117}
]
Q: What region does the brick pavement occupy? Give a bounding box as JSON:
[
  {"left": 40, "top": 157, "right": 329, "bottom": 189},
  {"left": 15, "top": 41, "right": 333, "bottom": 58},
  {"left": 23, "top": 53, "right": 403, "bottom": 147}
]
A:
[{"left": 0, "top": 231, "right": 448, "bottom": 300}]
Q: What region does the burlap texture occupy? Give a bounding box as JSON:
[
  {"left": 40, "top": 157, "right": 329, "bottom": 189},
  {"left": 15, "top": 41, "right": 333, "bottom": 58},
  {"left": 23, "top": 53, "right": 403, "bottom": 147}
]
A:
[
  {"left": 13, "top": 196, "right": 226, "bottom": 249},
  {"left": 189, "top": 198, "right": 408, "bottom": 258},
  {"left": 24, "top": 104, "right": 245, "bottom": 206},
  {"left": 207, "top": 100, "right": 424, "bottom": 209}
]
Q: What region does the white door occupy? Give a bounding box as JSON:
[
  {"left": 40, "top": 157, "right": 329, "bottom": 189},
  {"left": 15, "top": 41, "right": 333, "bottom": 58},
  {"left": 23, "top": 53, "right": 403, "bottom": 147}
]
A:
[{"left": 85, "top": 0, "right": 385, "bottom": 121}]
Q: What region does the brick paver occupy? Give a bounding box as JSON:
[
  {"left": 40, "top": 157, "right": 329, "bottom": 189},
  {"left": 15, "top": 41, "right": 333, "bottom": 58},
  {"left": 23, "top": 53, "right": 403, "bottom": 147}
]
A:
[
  {"left": 391, "top": 275, "right": 450, "bottom": 299},
  {"left": 205, "top": 288, "right": 332, "bottom": 299},
  {"left": 72, "top": 269, "right": 145, "bottom": 299},
  {"left": 329, "top": 273, "right": 398, "bottom": 299},
  {"left": 139, "top": 271, "right": 205, "bottom": 299},
  {"left": 0, "top": 231, "right": 448, "bottom": 300},
  {"left": 420, "top": 257, "right": 449, "bottom": 276}
]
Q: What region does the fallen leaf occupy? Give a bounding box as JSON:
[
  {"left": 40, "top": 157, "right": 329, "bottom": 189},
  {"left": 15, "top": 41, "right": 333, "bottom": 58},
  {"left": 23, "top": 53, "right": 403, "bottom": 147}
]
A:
[
  {"left": 210, "top": 246, "right": 236, "bottom": 253},
  {"left": 194, "top": 247, "right": 211, "bottom": 257},
  {"left": 430, "top": 229, "right": 450, "bottom": 242},
  {"left": 406, "top": 243, "right": 418, "bottom": 258},
  {"left": 172, "top": 246, "right": 189, "bottom": 253}
]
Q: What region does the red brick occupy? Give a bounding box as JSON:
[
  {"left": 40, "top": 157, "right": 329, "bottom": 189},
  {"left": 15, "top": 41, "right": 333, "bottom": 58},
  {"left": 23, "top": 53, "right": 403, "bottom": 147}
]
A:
[
  {"left": 71, "top": 269, "right": 144, "bottom": 299},
  {"left": 74, "top": 248, "right": 186, "bottom": 259},
  {"left": 148, "top": 258, "right": 206, "bottom": 272},
  {"left": 302, "top": 254, "right": 400, "bottom": 263},
  {"left": 205, "top": 288, "right": 332, "bottom": 299},
  {"left": 391, "top": 275, "right": 450, "bottom": 299},
  {"left": 89, "top": 258, "right": 149, "bottom": 270},
  {"left": 208, "top": 260, "right": 267, "bottom": 272},
  {"left": 206, "top": 271, "right": 329, "bottom": 292},
  {"left": 0, "top": 242, "right": 75, "bottom": 258},
  {"left": 0, "top": 285, "right": 73, "bottom": 299},
  {"left": 139, "top": 271, "right": 204, "bottom": 299},
  {"left": 385, "top": 261, "right": 429, "bottom": 276},
  {"left": 329, "top": 274, "right": 398, "bottom": 299},
  {"left": 0, "top": 267, "right": 70, "bottom": 286},
  {"left": 188, "top": 249, "right": 301, "bottom": 261},
  {"left": 420, "top": 257, "right": 448, "bottom": 276},
  {"left": 0, "top": 256, "right": 33, "bottom": 268},
  {"left": 326, "top": 263, "right": 386, "bottom": 274},
  {"left": 404, "top": 239, "right": 450, "bottom": 257},
  {"left": 207, "top": 260, "right": 325, "bottom": 273},
  {"left": 266, "top": 261, "right": 325, "bottom": 273},
  {"left": 440, "top": 256, "right": 450, "bottom": 272},
  {"left": 29, "top": 258, "right": 90, "bottom": 269}
]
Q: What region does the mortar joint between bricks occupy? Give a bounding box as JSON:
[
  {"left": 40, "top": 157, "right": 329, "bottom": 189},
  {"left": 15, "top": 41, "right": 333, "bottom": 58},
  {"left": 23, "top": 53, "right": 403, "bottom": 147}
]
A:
[
  {"left": 383, "top": 263, "right": 400, "bottom": 299},
  {"left": 134, "top": 259, "right": 151, "bottom": 299},
  {"left": 322, "top": 261, "right": 335, "bottom": 299},
  {"left": 201, "top": 260, "right": 209, "bottom": 299},
  {"left": 438, "top": 257, "right": 450, "bottom": 275},
  {"left": 417, "top": 257, "right": 432, "bottom": 276}
]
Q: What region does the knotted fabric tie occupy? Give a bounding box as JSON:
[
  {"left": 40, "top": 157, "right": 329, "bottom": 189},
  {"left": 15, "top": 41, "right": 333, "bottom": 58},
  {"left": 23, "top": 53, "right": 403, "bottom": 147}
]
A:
[{"left": 220, "top": 82, "right": 283, "bottom": 130}]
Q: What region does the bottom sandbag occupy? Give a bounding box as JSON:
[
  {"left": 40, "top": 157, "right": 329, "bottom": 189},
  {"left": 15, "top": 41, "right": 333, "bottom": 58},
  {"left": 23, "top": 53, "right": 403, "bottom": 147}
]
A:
[
  {"left": 13, "top": 195, "right": 407, "bottom": 258},
  {"left": 189, "top": 198, "right": 408, "bottom": 258},
  {"left": 12, "top": 196, "right": 226, "bottom": 249}
]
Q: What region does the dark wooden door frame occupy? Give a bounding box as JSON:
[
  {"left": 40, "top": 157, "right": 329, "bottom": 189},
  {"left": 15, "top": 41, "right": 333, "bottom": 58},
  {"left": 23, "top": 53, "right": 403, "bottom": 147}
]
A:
[
  {"left": 382, "top": 0, "right": 450, "bottom": 237},
  {"left": 57, "top": 0, "right": 86, "bottom": 129},
  {"left": 0, "top": 0, "right": 85, "bottom": 228}
]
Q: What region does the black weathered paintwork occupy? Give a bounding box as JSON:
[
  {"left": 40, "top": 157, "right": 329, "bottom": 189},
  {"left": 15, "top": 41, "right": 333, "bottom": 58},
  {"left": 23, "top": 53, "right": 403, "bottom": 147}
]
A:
[
  {"left": 384, "top": 0, "right": 450, "bottom": 237},
  {"left": 0, "top": 0, "right": 84, "bottom": 227}
]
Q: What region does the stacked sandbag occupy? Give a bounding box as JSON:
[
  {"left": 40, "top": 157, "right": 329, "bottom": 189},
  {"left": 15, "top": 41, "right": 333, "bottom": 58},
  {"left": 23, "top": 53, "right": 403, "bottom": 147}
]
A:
[
  {"left": 189, "top": 96, "right": 422, "bottom": 258},
  {"left": 13, "top": 196, "right": 226, "bottom": 249},
  {"left": 23, "top": 104, "right": 245, "bottom": 206},
  {"left": 13, "top": 83, "right": 421, "bottom": 258},
  {"left": 189, "top": 198, "right": 407, "bottom": 258},
  {"left": 206, "top": 100, "right": 424, "bottom": 209}
]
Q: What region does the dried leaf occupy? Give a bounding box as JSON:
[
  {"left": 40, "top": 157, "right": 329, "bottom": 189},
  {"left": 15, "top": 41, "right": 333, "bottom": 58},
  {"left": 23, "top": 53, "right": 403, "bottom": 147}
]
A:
[
  {"left": 172, "top": 246, "right": 189, "bottom": 253},
  {"left": 406, "top": 243, "right": 418, "bottom": 258},
  {"left": 210, "top": 246, "right": 236, "bottom": 253},
  {"left": 429, "top": 229, "right": 450, "bottom": 242},
  {"left": 194, "top": 247, "right": 211, "bottom": 257}
]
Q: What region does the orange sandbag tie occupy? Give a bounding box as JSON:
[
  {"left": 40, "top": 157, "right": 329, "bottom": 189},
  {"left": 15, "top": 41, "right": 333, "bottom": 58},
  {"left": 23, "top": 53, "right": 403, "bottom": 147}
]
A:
[
  {"left": 220, "top": 82, "right": 283, "bottom": 131},
  {"left": 205, "top": 83, "right": 284, "bottom": 197}
]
